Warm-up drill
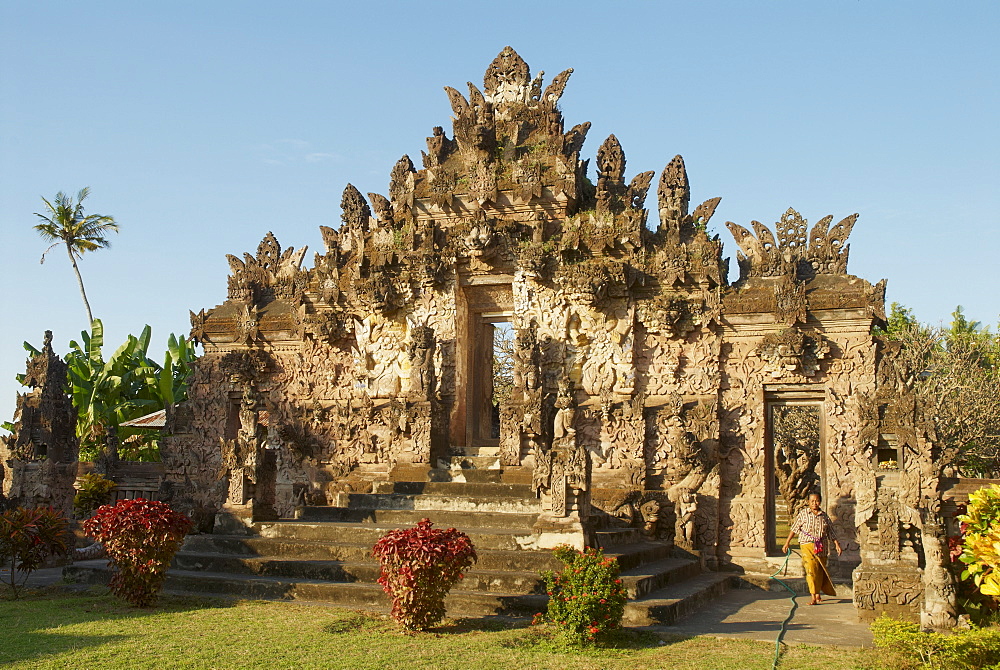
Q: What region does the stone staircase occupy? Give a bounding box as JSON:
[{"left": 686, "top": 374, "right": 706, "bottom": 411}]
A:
[{"left": 64, "top": 446, "right": 757, "bottom": 625}]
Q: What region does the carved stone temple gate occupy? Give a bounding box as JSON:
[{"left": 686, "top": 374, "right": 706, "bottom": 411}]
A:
[{"left": 144, "top": 47, "right": 957, "bottom": 625}]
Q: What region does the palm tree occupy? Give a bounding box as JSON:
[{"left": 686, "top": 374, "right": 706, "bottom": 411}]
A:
[{"left": 34, "top": 188, "right": 119, "bottom": 326}]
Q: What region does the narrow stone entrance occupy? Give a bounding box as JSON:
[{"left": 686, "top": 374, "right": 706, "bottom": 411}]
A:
[
  {"left": 467, "top": 314, "right": 513, "bottom": 446},
  {"left": 457, "top": 280, "right": 514, "bottom": 449},
  {"left": 765, "top": 394, "right": 824, "bottom": 555}
]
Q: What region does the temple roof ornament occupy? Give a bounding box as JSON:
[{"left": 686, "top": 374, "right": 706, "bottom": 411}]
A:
[{"left": 725, "top": 208, "right": 858, "bottom": 281}]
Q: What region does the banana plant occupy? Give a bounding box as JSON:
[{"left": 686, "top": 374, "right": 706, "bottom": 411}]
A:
[{"left": 15, "top": 320, "right": 199, "bottom": 461}]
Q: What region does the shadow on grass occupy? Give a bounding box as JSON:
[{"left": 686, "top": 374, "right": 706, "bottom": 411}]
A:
[
  {"left": 432, "top": 616, "right": 532, "bottom": 634},
  {"left": 323, "top": 611, "right": 396, "bottom": 635},
  {"left": 0, "top": 588, "right": 236, "bottom": 667},
  {"left": 499, "top": 624, "right": 680, "bottom": 654}
]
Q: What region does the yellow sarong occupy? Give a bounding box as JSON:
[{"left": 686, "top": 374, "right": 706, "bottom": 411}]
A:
[{"left": 800, "top": 542, "right": 836, "bottom": 596}]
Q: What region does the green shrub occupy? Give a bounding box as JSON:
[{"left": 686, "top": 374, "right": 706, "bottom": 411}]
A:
[
  {"left": 871, "top": 613, "right": 1000, "bottom": 669},
  {"left": 0, "top": 506, "right": 70, "bottom": 598},
  {"left": 73, "top": 472, "right": 117, "bottom": 518},
  {"left": 371, "top": 518, "right": 477, "bottom": 631},
  {"left": 83, "top": 498, "right": 192, "bottom": 607},
  {"left": 539, "top": 545, "right": 628, "bottom": 646}
]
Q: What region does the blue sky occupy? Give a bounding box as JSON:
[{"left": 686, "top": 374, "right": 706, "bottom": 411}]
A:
[{"left": 1, "top": 1, "right": 998, "bottom": 428}]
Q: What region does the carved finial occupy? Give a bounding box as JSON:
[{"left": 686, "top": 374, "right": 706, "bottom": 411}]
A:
[
  {"left": 423, "top": 127, "right": 452, "bottom": 168},
  {"left": 443, "top": 86, "right": 470, "bottom": 116},
  {"left": 776, "top": 208, "right": 808, "bottom": 250},
  {"left": 542, "top": 68, "right": 573, "bottom": 106},
  {"left": 595, "top": 134, "right": 627, "bottom": 215},
  {"left": 484, "top": 46, "right": 530, "bottom": 100},
  {"left": 627, "top": 172, "right": 656, "bottom": 210},
  {"left": 318, "top": 226, "right": 339, "bottom": 254},
  {"left": 596, "top": 134, "right": 626, "bottom": 184},
  {"left": 658, "top": 155, "right": 690, "bottom": 227},
  {"left": 726, "top": 209, "right": 859, "bottom": 280},
  {"left": 562, "top": 122, "right": 590, "bottom": 157},
  {"left": 340, "top": 184, "right": 371, "bottom": 230},
  {"left": 42, "top": 330, "right": 53, "bottom": 351},
  {"left": 256, "top": 232, "right": 281, "bottom": 271},
  {"left": 691, "top": 197, "right": 722, "bottom": 225},
  {"left": 389, "top": 155, "right": 416, "bottom": 215},
  {"left": 368, "top": 193, "right": 393, "bottom": 224},
  {"left": 807, "top": 212, "right": 858, "bottom": 274}
]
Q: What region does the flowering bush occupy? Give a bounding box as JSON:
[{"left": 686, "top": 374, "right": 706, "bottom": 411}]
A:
[
  {"left": 371, "top": 518, "right": 477, "bottom": 630},
  {"left": 958, "top": 484, "right": 1000, "bottom": 599},
  {"left": 540, "top": 545, "right": 628, "bottom": 646},
  {"left": 83, "top": 498, "right": 192, "bottom": 606},
  {"left": 0, "top": 506, "right": 69, "bottom": 598}
]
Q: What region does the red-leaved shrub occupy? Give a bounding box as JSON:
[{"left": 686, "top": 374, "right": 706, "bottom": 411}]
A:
[
  {"left": 83, "top": 498, "right": 192, "bottom": 606},
  {"left": 0, "top": 506, "right": 69, "bottom": 598},
  {"left": 371, "top": 518, "right": 477, "bottom": 630}
]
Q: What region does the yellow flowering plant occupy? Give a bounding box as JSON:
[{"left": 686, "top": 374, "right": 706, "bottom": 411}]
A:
[{"left": 958, "top": 484, "right": 1000, "bottom": 597}]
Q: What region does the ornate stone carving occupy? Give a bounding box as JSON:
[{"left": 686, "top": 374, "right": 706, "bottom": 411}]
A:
[
  {"left": 756, "top": 328, "right": 831, "bottom": 379},
  {"left": 726, "top": 208, "right": 858, "bottom": 282},
  {"left": 225, "top": 233, "right": 308, "bottom": 308},
  {"left": 0, "top": 332, "right": 78, "bottom": 514},
  {"left": 151, "top": 48, "right": 932, "bottom": 622}
]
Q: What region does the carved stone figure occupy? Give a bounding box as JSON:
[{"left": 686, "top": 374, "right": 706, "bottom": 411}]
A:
[{"left": 675, "top": 488, "right": 697, "bottom": 546}]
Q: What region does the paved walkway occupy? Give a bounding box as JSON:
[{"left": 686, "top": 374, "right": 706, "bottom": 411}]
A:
[
  {"left": 11, "top": 565, "right": 872, "bottom": 648},
  {"left": 649, "top": 587, "right": 872, "bottom": 648}
]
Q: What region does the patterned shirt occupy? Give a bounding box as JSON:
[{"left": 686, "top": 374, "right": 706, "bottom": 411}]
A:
[{"left": 790, "top": 507, "right": 838, "bottom": 545}]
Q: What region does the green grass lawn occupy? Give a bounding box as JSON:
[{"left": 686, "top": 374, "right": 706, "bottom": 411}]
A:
[{"left": 1, "top": 588, "right": 880, "bottom": 670}]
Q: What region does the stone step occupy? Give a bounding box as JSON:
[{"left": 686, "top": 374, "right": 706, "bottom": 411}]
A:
[
  {"left": 622, "top": 572, "right": 736, "bottom": 626},
  {"left": 450, "top": 446, "right": 500, "bottom": 457},
  {"left": 445, "top": 455, "right": 501, "bottom": 470},
  {"left": 179, "top": 535, "right": 563, "bottom": 572},
  {"left": 593, "top": 528, "right": 642, "bottom": 547},
  {"left": 368, "top": 481, "right": 534, "bottom": 498},
  {"left": 346, "top": 492, "right": 541, "bottom": 514},
  {"left": 602, "top": 542, "right": 675, "bottom": 572},
  {"left": 255, "top": 520, "right": 540, "bottom": 551},
  {"left": 63, "top": 562, "right": 546, "bottom": 617},
  {"left": 174, "top": 553, "right": 379, "bottom": 583},
  {"left": 735, "top": 555, "right": 807, "bottom": 578},
  {"left": 297, "top": 506, "right": 539, "bottom": 529},
  {"left": 171, "top": 553, "right": 547, "bottom": 594},
  {"left": 619, "top": 557, "right": 702, "bottom": 599},
  {"left": 432, "top": 467, "right": 506, "bottom": 483},
  {"left": 181, "top": 533, "right": 671, "bottom": 571}
]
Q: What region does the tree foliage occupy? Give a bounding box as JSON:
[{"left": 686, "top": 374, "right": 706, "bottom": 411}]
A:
[
  {"left": 33, "top": 188, "right": 119, "bottom": 326},
  {"left": 9, "top": 320, "right": 198, "bottom": 462},
  {"left": 879, "top": 304, "right": 1000, "bottom": 477},
  {"left": 492, "top": 323, "right": 515, "bottom": 408},
  {"left": 772, "top": 405, "right": 821, "bottom": 515},
  {"left": 0, "top": 506, "right": 70, "bottom": 599}
]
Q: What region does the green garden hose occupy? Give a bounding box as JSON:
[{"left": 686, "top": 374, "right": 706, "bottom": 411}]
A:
[{"left": 768, "top": 548, "right": 797, "bottom": 670}]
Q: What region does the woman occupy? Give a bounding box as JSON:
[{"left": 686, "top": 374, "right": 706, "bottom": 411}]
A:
[{"left": 782, "top": 492, "right": 842, "bottom": 605}]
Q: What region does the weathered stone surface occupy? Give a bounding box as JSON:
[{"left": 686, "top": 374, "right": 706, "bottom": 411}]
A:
[
  {"left": 1, "top": 331, "right": 78, "bottom": 516},
  {"left": 146, "top": 48, "right": 954, "bottom": 624}
]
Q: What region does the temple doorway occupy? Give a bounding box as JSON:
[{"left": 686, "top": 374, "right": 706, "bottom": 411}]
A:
[
  {"left": 765, "top": 392, "right": 825, "bottom": 555},
  {"left": 455, "top": 280, "right": 514, "bottom": 449},
  {"left": 468, "top": 313, "right": 513, "bottom": 446}
]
